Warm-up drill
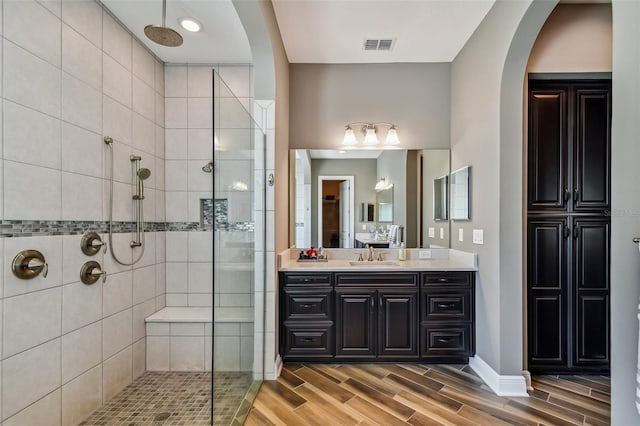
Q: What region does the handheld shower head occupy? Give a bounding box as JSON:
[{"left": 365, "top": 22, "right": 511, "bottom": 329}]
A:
[{"left": 137, "top": 168, "right": 151, "bottom": 180}]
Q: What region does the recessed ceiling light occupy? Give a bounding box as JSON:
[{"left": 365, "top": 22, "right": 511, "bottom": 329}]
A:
[{"left": 179, "top": 17, "right": 202, "bottom": 32}]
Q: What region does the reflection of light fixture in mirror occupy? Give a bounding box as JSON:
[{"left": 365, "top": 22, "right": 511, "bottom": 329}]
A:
[
  {"left": 179, "top": 17, "right": 202, "bottom": 32},
  {"left": 230, "top": 181, "right": 248, "bottom": 191},
  {"left": 375, "top": 177, "right": 393, "bottom": 192},
  {"left": 342, "top": 123, "right": 400, "bottom": 147}
]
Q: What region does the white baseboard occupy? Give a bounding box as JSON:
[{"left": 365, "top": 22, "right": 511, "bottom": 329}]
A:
[{"left": 469, "top": 355, "right": 529, "bottom": 397}]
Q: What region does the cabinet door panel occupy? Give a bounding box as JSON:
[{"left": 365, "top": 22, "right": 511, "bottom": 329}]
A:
[
  {"left": 283, "top": 288, "right": 333, "bottom": 321},
  {"left": 575, "top": 293, "right": 609, "bottom": 366},
  {"left": 574, "top": 87, "right": 611, "bottom": 211},
  {"left": 574, "top": 218, "right": 610, "bottom": 290},
  {"left": 335, "top": 290, "right": 376, "bottom": 358},
  {"left": 528, "top": 218, "right": 568, "bottom": 290},
  {"left": 421, "top": 325, "right": 471, "bottom": 358},
  {"left": 528, "top": 89, "right": 568, "bottom": 210},
  {"left": 378, "top": 290, "right": 418, "bottom": 358},
  {"left": 528, "top": 293, "right": 566, "bottom": 365},
  {"left": 422, "top": 290, "right": 471, "bottom": 322},
  {"left": 284, "top": 324, "right": 333, "bottom": 358}
]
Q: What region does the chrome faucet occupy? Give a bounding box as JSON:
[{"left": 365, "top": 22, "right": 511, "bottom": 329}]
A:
[{"left": 366, "top": 244, "right": 374, "bottom": 261}]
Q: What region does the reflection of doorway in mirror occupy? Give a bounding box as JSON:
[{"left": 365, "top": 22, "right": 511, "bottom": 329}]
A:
[
  {"left": 318, "top": 176, "right": 355, "bottom": 249},
  {"left": 295, "top": 153, "right": 312, "bottom": 248}
]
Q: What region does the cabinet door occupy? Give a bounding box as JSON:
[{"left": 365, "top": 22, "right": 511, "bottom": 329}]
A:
[
  {"left": 573, "top": 85, "right": 611, "bottom": 212},
  {"left": 335, "top": 289, "right": 376, "bottom": 358},
  {"left": 528, "top": 88, "right": 569, "bottom": 211},
  {"left": 378, "top": 289, "right": 418, "bottom": 358},
  {"left": 527, "top": 217, "right": 568, "bottom": 368},
  {"left": 573, "top": 217, "right": 610, "bottom": 367}
]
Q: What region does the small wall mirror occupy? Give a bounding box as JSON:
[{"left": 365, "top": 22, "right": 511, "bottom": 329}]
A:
[
  {"left": 360, "top": 202, "right": 375, "bottom": 222},
  {"left": 450, "top": 166, "right": 471, "bottom": 221},
  {"left": 376, "top": 187, "right": 394, "bottom": 223},
  {"left": 433, "top": 175, "right": 448, "bottom": 221}
]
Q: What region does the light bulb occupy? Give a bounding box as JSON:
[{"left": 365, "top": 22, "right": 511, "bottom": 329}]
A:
[
  {"left": 343, "top": 126, "right": 357, "bottom": 146},
  {"left": 384, "top": 126, "right": 400, "bottom": 145},
  {"left": 363, "top": 125, "right": 378, "bottom": 145},
  {"left": 179, "top": 17, "right": 202, "bottom": 32}
]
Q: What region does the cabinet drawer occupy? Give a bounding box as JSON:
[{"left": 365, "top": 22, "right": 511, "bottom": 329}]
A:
[
  {"left": 421, "top": 325, "right": 471, "bottom": 357},
  {"left": 282, "top": 273, "right": 332, "bottom": 286},
  {"left": 422, "top": 272, "right": 472, "bottom": 287},
  {"left": 422, "top": 291, "right": 471, "bottom": 322},
  {"left": 336, "top": 273, "right": 417, "bottom": 287},
  {"left": 283, "top": 288, "right": 332, "bottom": 321},
  {"left": 283, "top": 324, "right": 333, "bottom": 357}
]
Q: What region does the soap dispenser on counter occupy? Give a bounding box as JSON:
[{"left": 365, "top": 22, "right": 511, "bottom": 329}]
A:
[{"left": 398, "top": 242, "right": 406, "bottom": 261}]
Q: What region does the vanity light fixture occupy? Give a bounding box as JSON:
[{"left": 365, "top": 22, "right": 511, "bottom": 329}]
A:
[
  {"left": 342, "top": 122, "right": 400, "bottom": 147},
  {"left": 375, "top": 177, "right": 393, "bottom": 192},
  {"left": 179, "top": 17, "right": 202, "bottom": 32}
]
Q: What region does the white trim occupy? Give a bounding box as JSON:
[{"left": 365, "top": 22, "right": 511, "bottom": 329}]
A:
[
  {"left": 469, "top": 355, "right": 529, "bottom": 397},
  {"left": 317, "top": 175, "right": 355, "bottom": 248}
]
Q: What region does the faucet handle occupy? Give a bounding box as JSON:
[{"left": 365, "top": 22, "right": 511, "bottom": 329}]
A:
[{"left": 357, "top": 252, "right": 364, "bottom": 262}]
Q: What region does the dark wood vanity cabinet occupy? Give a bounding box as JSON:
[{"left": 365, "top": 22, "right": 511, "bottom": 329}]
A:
[{"left": 280, "top": 270, "right": 475, "bottom": 363}]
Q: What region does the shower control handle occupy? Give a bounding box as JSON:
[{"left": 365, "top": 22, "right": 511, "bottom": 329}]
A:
[
  {"left": 81, "top": 232, "right": 106, "bottom": 256},
  {"left": 12, "top": 250, "right": 48, "bottom": 279},
  {"left": 80, "top": 261, "right": 107, "bottom": 285}
]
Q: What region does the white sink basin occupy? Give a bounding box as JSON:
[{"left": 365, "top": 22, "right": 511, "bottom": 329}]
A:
[{"left": 349, "top": 261, "right": 399, "bottom": 267}]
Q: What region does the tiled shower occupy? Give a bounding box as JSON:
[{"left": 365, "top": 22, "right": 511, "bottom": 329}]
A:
[{"left": 0, "top": 0, "right": 266, "bottom": 424}]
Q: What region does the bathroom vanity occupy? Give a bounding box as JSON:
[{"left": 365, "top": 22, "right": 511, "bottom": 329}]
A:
[{"left": 278, "top": 249, "right": 477, "bottom": 364}]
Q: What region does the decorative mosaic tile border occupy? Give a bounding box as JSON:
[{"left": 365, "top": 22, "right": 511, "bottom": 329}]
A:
[{"left": 0, "top": 220, "right": 254, "bottom": 238}]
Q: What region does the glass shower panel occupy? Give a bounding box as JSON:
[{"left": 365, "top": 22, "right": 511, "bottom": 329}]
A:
[{"left": 212, "top": 68, "right": 265, "bottom": 425}]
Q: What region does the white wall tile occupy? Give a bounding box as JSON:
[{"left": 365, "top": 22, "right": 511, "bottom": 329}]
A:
[
  {"left": 155, "top": 263, "right": 166, "bottom": 295},
  {"left": 4, "top": 0, "right": 61, "bottom": 66},
  {"left": 165, "top": 97, "right": 187, "bottom": 129},
  {"left": 102, "top": 11, "right": 131, "bottom": 70},
  {"left": 214, "top": 323, "right": 239, "bottom": 337},
  {"left": 166, "top": 262, "right": 188, "bottom": 293},
  {"left": 62, "top": 281, "right": 102, "bottom": 334},
  {"left": 3, "top": 100, "right": 61, "bottom": 169},
  {"left": 133, "top": 265, "right": 155, "bottom": 304},
  {"left": 61, "top": 0, "right": 102, "bottom": 48},
  {"left": 61, "top": 365, "right": 101, "bottom": 426},
  {"left": 3, "top": 389, "right": 61, "bottom": 426},
  {"left": 132, "top": 112, "right": 155, "bottom": 155},
  {"left": 188, "top": 232, "right": 212, "bottom": 262},
  {"left": 132, "top": 299, "right": 155, "bottom": 341},
  {"left": 37, "top": 0, "right": 61, "bottom": 18},
  {"left": 2, "top": 339, "right": 61, "bottom": 420},
  {"left": 188, "top": 263, "right": 212, "bottom": 294},
  {"left": 3, "top": 236, "right": 63, "bottom": 297},
  {"left": 155, "top": 232, "right": 166, "bottom": 263},
  {"left": 61, "top": 321, "right": 102, "bottom": 384},
  {"left": 187, "top": 97, "right": 212, "bottom": 129},
  {"left": 219, "top": 293, "right": 251, "bottom": 308},
  {"left": 170, "top": 323, "right": 204, "bottom": 336},
  {"left": 170, "top": 336, "right": 204, "bottom": 371},
  {"left": 62, "top": 72, "right": 101, "bottom": 133},
  {"left": 165, "top": 191, "right": 188, "bottom": 222},
  {"left": 146, "top": 336, "right": 169, "bottom": 371},
  {"left": 103, "top": 53, "right": 131, "bottom": 107},
  {"left": 102, "top": 270, "right": 132, "bottom": 317},
  {"left": 187, "top": 293, "right": 212, "bottom": 307},
  {"left": 165, "top": 160, "right": 187, "bottom": 191},
  {"left": 62, "top": 172, "right": 102, "bottom": 220},
  {"left": 213, "top": 336, "right": 240, "bottom": 371},
  {"left": 102, "top": 308, "right": 132, "bottom": 359},
  {"left": 61, "top": 123, "right": 102, "bottom": 177},
  {"left": 3, "top": 287, "right": 62, "bottom": 358},
  {"left": 101, "top": 232, "right": 133, "bottom": 274},
  {"left": 155, "top": 92, "right": 164, "bottom": 126},
  {"left": 132, "top": 40, "right": 154, "bottom": 88},
  {"left": 132, "top": 76, "right": 155, "bottom": 122},
  {"left": 240, "top": 336, "right": 254, "bottom": 371},
  {"left": 4, "top": 40, "right": 60, "bottom": 117},
  {"left": 165, "top": 129, "right": 187, "bottom": 160},
  {"left": 4, "top": 161, "right": 61, "bottom": 220},
  {"left": 132, "top": 338, "right": 146, "bottom": 379},
  {"left": 187, "top": 128, "right": 213, "bottom": 160},
  {"left": 217, "top": 129, "right": 252, "bottom": 158},
  {"left": 102, "top": 346, "right": 132, "bottom": 401},
  {"left": 147, "top": 322, "right": 169, "bottom": 336},
  {"left": 187, "top": 66, "right": 213, "bottom": 98},
  {"left": 62, "top": 23, "right": 101, "bottom": 90},
  {"left": 102, "top": 95, "right": 132, "bottom": 145},
  {"left": 103, "top": 180, "right": 133, "bottom": 223},
  {"left": 155, "top": 125, "right": 165, "bottom": 160},
  {"left": 155, "top": 190, "right": 166, "bottom": 221},
  {"left": 155, "top": 60, "right": 164, "bottom": 95},
  {"left": 164, "top": 66, "right": 186, "bottom": 97},
  {"left": 218, "top": 65, "right": 251, "bottom": 98},
  {"left": 165, "top": 293, "right": 187, "bottom": 307}
]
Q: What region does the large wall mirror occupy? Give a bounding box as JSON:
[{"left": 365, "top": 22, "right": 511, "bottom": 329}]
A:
[{"left": 291, "top": 149, "right": 450, "bottom": 249}]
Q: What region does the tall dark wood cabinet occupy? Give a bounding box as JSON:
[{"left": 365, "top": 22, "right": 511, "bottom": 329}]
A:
[{"left": 527, "top": 78, "right": 611, "bottom": 373}]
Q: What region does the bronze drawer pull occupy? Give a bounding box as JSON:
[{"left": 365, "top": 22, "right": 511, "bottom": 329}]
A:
[
  {"left": 437, "top": 337, "right": 452, "bottom": 343},
  {"left": 438, "top": 303, "right": 456, "bottom": 309},
  {"left": 301, "top": 338, "right": 315, "bottom": 342},
  {"left": 301, "top": 304, "right": 317, "bottom": 309}
]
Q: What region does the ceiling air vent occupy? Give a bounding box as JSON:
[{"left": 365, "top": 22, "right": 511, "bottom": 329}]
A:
[{"left": 363, "top": 38, "right": 395, "bottom": 51}]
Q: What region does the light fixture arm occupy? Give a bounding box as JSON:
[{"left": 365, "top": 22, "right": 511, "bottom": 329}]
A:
[{"left": 162, "top": 0, "right": 167, "bottom": 27}]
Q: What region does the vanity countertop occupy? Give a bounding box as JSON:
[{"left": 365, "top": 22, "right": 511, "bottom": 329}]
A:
[{"left": 279, "top": 248, "right": 477, "bottom": 272}]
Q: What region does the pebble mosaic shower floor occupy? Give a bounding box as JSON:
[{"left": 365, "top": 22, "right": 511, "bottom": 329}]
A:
[{"left": 80, "top": 371, "right": 255, "bottom": 425}]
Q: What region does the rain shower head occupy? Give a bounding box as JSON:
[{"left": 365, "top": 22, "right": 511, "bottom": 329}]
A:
[
  {"left": 144, "top": 0, "right": 183, "bottom": 47},
  {"left": 137, "top": 168, "right": 152, "bottom": 180},
  {"left": 202, "top": 161, "right": 213, "bottom": 173}
]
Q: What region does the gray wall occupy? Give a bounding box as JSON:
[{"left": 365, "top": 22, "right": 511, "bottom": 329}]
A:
[
  {"left": 422, "top": 149, "right": 450, "bottom": 248},
  {"left": 377, "top": 150, "right": 407, "bottom": 230},
  {"left": 289, "top": 63, "right": 450, "bottom": 150},
  {"left": 310, "top": 159, "right": 377, "bottom": 247},
  {"left": 611, "top": 1, "right": 640, "bottom": 423}
]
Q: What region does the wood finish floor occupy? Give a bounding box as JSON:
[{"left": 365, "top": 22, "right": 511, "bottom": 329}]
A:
[{"left": 244, "top": 364, "right": 610, "bottom": 426}]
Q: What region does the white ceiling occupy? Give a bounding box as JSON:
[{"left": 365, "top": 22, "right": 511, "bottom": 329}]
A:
[
  {"left": 102, "top": 0, "right": 252, "bottom": 64},
  {"left": 272, "top": 0, "right": 496, "bottom": 63},
  {"left": 103, "top": 0, "right": 496, "bottom": 65}
]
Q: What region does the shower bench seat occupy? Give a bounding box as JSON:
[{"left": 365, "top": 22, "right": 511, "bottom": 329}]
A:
[{"left": 145, "top": 307, "right": 254, "bottom": 372}]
